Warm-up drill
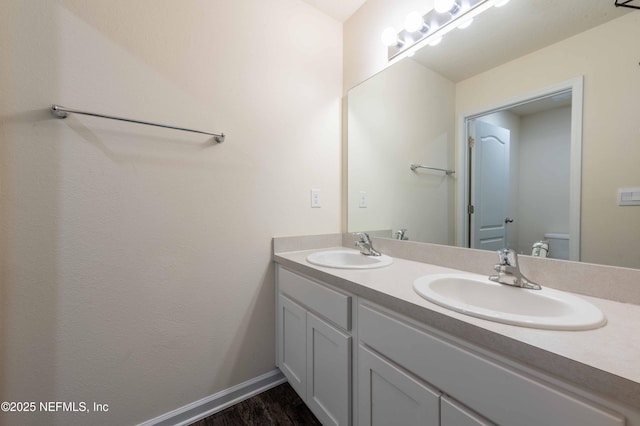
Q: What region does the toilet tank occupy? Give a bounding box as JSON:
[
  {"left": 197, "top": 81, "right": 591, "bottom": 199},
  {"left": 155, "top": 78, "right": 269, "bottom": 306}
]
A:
[{"left": 544, "top": 233, "right": 570, "bottom": 260}]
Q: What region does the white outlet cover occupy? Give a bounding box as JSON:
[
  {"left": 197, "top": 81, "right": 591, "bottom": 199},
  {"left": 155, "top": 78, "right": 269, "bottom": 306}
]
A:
[{"left": 311, "top": 189, "right": 321, "bottom": 208}]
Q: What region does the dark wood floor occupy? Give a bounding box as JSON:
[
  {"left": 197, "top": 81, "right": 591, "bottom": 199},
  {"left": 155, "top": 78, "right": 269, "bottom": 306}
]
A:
[{"left": 190, "top": 383, "right": 322, "bottom": 426}]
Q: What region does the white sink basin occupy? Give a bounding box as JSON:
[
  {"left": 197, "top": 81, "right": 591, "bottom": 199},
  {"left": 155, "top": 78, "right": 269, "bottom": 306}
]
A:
[
  {"left": 413, "top": 273, "right": 606, "bottom": 330},
  {"left": 307, "top": 249, "right": 393, "bottom": 269}
]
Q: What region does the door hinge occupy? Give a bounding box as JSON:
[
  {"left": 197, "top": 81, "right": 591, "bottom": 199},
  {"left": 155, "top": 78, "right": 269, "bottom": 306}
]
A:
[
  {"left": 468, "top": 205, "right": 475, "bottom": 214},
  {"left": 468, "top": 136, "right": 475, "bottom": 148}
]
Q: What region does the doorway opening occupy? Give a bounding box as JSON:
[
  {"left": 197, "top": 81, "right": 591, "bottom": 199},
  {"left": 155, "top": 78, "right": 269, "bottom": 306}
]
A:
[{"left": 456, "top": 77, "right": 583, "bottom": 261}]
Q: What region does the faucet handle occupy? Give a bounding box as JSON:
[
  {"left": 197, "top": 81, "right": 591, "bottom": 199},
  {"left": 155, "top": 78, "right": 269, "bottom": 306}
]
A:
[
  {"left": 354, "top": 232, "right": 370, "bottom": 243},
  {"left": 395, "top": 229, "right": 408, "bottom": 240},
  {"left": 492, "top": 249, "right": 541, "bottom": 290},
  {"left": 353, "top": 232, "right": 381, "bottom": 256},
  {"left": 496, "top": 249, "right": 509, "bottom": 265},
  {"left": 496, "top": 248, "right": 518, "bottom": 267}
]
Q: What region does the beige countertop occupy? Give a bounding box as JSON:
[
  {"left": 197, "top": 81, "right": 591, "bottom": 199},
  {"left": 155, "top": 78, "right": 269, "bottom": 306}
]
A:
[{"left": 274, "top": 246, "right": 640, "bottom": 410}]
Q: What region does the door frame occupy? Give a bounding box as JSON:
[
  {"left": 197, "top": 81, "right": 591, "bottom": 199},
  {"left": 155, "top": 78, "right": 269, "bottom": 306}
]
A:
[{"left": 455, "top": 77, "right": 583, "bottom": 261}]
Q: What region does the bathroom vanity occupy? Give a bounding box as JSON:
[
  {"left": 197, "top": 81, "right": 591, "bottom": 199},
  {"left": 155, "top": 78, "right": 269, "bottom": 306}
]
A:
[{"left": 273, "top": 235, "right": 640, "bottom": 426}]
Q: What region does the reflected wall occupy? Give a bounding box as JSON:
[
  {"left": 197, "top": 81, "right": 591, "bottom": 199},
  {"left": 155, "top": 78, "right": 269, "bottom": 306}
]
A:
[{"left": 348, "top": 59, "right": 455, "bottom": 244}]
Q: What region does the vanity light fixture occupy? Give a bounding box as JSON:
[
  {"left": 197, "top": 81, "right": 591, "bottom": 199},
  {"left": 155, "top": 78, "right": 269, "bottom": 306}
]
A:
[
  {"left": 457, "top": 17, "right": 474, "bottom": 29},
  {"left": 381, "top": 27, "right": 403, "bottom": 47},
  {"left": 434, "top": 0, "right": 460, "bottom": 14},
  {"left": 429, "top": 36, "right": 443, "bottom": 46},
  {"left": 404, "top": 11, "right": 430, "bottom": 33},
  {"left": 383, "top": 0, "right": 509, "bottom": 61}
]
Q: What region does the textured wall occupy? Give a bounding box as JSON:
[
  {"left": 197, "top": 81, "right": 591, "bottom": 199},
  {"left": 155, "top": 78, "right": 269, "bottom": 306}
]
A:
[{"left": 0, "top": 1, "right": 342, "bottom": 424}]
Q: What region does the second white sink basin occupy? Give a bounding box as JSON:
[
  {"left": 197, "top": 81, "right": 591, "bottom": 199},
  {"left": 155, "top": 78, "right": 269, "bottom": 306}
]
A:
[
  {"left": 413, "top": 273, "right": 606, "bottom": 330},
  {"left": 307, "top": 249, "right": 393, "bottom": 269}
]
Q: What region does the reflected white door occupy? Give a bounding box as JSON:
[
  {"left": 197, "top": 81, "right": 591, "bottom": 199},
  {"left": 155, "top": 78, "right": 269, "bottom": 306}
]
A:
[{"left": 471, "top": 121, "right": 510, "bottom": 251}]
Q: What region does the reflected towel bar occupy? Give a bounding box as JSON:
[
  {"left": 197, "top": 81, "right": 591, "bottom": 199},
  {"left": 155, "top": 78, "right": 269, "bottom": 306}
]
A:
[
  {"left": 50, "top": 104, "right": 225, "bottom": 143},
  {"left": 410, "top": 164, "right": 455, "bottom": 176}
]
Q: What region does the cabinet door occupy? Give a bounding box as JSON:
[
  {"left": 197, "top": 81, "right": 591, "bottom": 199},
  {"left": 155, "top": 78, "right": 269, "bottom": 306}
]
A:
[
  {"left": 279, "top": 295, "right": 307, "bottom": 399},
  {"left": 441, "top": 396, "right": 495, "bottom": 426},
  {"left": 358, "top": 345, "right": 439, "bottom": 426},
  {"left": 358, "top": 303, "right": 625, "bottom": 426},
  {"left": 306, "top": 312, "right": 352, "bottom": 426}
]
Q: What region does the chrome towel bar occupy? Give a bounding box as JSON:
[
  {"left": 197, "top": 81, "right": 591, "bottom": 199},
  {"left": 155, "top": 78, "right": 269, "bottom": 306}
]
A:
[
  {"left": 410, "top": 164, "right": 455, "bottom": 176},
  {"left": 50, "top": 104, "right": 225, "bottom": 143}
]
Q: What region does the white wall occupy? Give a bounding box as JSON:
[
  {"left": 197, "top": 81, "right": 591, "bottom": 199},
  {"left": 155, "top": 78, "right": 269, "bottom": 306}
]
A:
[
  {"left": 0, "top": 1, "right": 342, "bottom": 425},
  {"left": 517, "top": 107, "right": 571, "bottom": 254},
  {"left": 348, "top": 59, "right": 455, "bottom": 244}
]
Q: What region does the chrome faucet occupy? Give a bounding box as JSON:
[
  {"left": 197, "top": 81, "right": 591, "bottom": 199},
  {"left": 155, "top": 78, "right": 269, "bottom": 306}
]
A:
[
  {"left": 489, "top": 249, "right": 541, "bottom": 290},
  {"left": 354, "top": 233, "right": 381, "bottom": 256},
  {"left": 395, "top": 228, "right": 408, "bottom": 240}
]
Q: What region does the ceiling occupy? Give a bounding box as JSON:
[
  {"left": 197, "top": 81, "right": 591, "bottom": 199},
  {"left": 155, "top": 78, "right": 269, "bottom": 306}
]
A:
[
  {"left": 411, "top": 0, "right": 632, "bottom": 82},
  {"left": 300, "top": 0, "right": 367, "bottom": 22}
]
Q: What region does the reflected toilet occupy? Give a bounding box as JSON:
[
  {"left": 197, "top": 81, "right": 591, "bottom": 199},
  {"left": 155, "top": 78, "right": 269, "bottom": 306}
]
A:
[{"left": 544, "top": 233, "right": 570, "bottom": 260}]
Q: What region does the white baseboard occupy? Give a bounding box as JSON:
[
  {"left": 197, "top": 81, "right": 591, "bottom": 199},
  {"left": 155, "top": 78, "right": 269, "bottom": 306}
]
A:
[{"left": 138, "top": 369, "right": 286, "bottom": 426}]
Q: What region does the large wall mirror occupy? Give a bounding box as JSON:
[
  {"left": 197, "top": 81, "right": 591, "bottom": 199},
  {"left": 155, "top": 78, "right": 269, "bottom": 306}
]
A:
[{"left": 347, "top": 0, "right": 640, "bottom": 269}]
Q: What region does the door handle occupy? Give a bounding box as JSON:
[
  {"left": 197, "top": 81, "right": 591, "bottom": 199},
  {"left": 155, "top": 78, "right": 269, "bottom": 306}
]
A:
[{"left": 505, "top": 217, "right": 514, "bottom": 224}]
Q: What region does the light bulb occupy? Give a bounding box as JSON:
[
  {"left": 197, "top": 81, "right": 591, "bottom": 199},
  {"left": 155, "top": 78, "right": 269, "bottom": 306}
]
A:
[
  {"left": 434, "top": 0, "right": 456, "bottom": 13},
  {"left": 494, "top": 0, "right": 510, "bottom": 7},
  {"left": 381, "top": 27, "right": 400, "bottom": 46},
  {"left": 429, "top": 36, "right": 443, "bottom": 46},
  {"left": 404, "top": 11, "right": 425, "bottom": 33},
  {"left": 457, "top": 17, "right": 473, "bottom": 29}
]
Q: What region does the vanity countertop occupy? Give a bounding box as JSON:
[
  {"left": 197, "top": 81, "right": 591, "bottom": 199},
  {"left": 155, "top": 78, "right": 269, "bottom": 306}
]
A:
[{"left": 274, "top": 247, "right": 640, "bottom": 410}]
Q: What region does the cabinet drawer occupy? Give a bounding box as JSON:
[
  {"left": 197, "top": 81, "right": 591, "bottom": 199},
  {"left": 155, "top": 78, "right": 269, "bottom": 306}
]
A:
[
  {"left": 279, "top": 267, "right": 351, "bottom": 330},
  {"left": 358, "top": 303, "right": 624, "bottom": 426}
]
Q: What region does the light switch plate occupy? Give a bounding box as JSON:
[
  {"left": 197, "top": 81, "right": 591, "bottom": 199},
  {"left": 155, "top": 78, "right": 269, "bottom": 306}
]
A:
[
  {"left": 359, "top": 191, "right": 367, "bottom": 208},
  {"left": 618, "top": 187, "right": 640, "bottom": 206}
]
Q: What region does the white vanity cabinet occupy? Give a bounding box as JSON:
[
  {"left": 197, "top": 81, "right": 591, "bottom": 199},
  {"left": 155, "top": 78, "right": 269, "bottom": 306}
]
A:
[
  {"left": 276, "top": 266, "right": 352, "bottom": 426},
  {"left": 440, "top": 396, "right": 495, "bottom": 426},
  {"left": 358, "top": 344, "right": 441, "bottom": 426},
  {"left": 279, "top": 295, "right": 308, "bottom": 398},
  {"left": 274, "top": 260, "right": 635, "bottom": 426},
  {"left": 357, "top": 301, "right": 626, "bottom": 426},
  {"left": 358, "top": 339, "right": 493, "bottom": 426}
]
